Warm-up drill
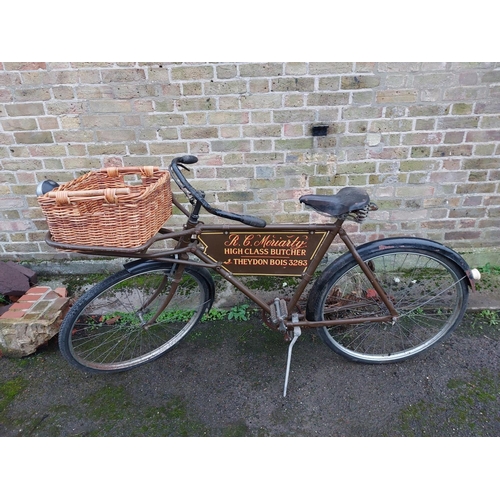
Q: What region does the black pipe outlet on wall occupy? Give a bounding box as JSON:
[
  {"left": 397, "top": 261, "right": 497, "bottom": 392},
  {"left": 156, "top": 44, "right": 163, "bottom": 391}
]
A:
[{"left": 311, "top": 125, "right": 329, "bottom": 136}]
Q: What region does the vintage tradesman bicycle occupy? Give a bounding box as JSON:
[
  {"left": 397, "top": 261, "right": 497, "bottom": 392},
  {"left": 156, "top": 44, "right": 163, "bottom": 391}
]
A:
[{"left": 42, "top": 155, "right": 481, "bottom": 396}]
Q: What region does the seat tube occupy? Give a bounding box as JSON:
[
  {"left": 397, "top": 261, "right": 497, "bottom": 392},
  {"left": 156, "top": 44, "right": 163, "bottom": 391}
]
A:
[
  {"left": 338, "top": 228, "right": 399, "bottom": 318},
  {"left": 288, "top": 224, "right": 340, "bottom": 310}
]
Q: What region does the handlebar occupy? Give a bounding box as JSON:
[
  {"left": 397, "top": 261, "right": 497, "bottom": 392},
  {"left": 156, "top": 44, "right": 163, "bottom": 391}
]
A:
[{"left": 169, "top": 156, "right": 267, "bottom": 228}]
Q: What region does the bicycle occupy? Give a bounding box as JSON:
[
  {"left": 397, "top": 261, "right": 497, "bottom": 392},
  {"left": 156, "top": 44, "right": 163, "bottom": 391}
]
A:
[{"left": 45, "top": 155, "right": 481, "bottom": 396}]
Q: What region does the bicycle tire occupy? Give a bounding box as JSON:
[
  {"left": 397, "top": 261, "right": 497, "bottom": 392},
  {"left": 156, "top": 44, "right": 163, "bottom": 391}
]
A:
[
  {"left": 307, "top": 247, "right": 469, "bottom": 363},
  {"left": 58, "top": 262, "right": 214, "bottom": 373}
]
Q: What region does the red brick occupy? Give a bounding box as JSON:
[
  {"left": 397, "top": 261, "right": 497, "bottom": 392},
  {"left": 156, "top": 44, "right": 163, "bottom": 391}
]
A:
[
  {"left": 9, "top": 302, "right": 30, "bottom": 311},
  {"left": 0, "top": 220, "right": 31, "bottom": 232},
  {"left": 27, "top": 286, "right": 50, "bottom": 294},
  {"left": 54, "top": 287, "right": 68, "bottom": 298},
  {"left": 22, "top": 293, "right": 45, "bottom": 303},
  {"left": 17, "top": 295, "right": 36, "bottom": 303},
  {"left": 18, "top": 290, "right": 39, "bottom": 300},
  {"left": 23, "top": 291, "right": 45, "bottom": 299},
  {"left": 0, "top": 310, "right": 25, "bottom": 319}
]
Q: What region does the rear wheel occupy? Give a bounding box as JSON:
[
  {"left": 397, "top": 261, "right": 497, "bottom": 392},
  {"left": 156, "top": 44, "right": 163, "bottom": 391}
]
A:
[
  {"left": 307, "top": 248, "right": 469, "bottom": 363},
  {"left": 59, "top": 263, "right": 214, "bottom": 373}
]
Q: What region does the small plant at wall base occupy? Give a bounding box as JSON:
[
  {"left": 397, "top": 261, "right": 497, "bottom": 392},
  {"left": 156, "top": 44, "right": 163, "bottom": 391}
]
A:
[
  {"left": 99, "top": 306, "right": 253, "bottom": 325},
  {"left": 478, "top": 263, "right": 500, "bottom": 275},
  {"left": 475, "top": 263, "right": 500, "bottom": 293},
  {"left": 204, "top": 305, "right": 252, "bottom": 322},
  {"left": 201, "top": 308, "right": 227, "bottom": 322},
  {"left": 227, "top": 304, "right": 251, "bottom": 321},
  {"left": 473, "top": 310, "right": 499, "bottom": 330}
]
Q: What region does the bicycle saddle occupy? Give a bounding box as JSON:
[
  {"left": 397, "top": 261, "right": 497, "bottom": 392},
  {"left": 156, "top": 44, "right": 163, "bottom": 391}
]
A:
[{"left": 299, "top": 187, "right": 370, "bottom": 217}]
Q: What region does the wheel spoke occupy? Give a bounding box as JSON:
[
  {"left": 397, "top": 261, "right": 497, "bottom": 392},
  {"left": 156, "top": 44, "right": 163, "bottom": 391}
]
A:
[
  {"left": 312, "top": 249, "right": 468, "bottom": 363},
  {"left": 59, "top": 265, "right": 212, "bottom": 372}
]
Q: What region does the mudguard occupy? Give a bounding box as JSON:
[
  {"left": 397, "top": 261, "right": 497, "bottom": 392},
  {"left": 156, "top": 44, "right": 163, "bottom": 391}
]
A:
[
  {"left": 324, "top": 237, "right": 478, "bottom": 290},
  {"left": 124, "top": 259, "right": 166, "bottom": 273}
]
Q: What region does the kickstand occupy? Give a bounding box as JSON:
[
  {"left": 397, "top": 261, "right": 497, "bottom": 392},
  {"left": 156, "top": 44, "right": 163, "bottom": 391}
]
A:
[{"left": 283, "top": 313, "right": 301, "bottom": 397}]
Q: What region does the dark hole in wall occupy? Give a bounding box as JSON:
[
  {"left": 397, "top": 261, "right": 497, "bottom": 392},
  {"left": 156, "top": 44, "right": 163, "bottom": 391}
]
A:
[{"left": 311, "top": 125, "right": 329, "bottom": 137}]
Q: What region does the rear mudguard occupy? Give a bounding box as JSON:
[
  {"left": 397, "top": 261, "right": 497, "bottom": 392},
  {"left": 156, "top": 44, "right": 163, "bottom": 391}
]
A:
[
  {"left": 123, "top": 259, "right": 216, "bottom": 309},
  {"left": 321, "top": 237, "right": 478, "bottom": 290}
]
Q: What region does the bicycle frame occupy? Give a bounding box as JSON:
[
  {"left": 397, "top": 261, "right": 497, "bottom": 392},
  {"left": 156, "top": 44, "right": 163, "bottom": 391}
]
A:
[
  {"left": 45, "top": 192, "right": 399, "bottom": 332},
  {"left": 46, "top": 154, "right": 481, "bottom": 398}
]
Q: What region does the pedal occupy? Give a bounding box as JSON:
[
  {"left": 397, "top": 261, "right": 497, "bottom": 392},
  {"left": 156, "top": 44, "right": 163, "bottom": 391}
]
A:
[
  {"left": 270, "top": 298, "right": 288, "bottom": 326},
  {"left": 270, "top": 302, "right": 278, "bottom": 324}
]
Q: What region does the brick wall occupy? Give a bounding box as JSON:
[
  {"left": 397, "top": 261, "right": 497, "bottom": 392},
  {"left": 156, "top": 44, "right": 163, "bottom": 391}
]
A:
[{"left": 1, "top": 62, "right": 499, "bottom": 264}]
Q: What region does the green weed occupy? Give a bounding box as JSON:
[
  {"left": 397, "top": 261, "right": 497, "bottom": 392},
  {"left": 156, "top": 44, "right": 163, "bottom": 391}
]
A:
[
  {"left": 397, "top": 369, "right": 500, "bottom": 436},
  {"left": 475, "top": 262, "right": 500, "bottom": 293},
  {"left": 0, "top": 377, "right": 28, "bottom": 414},
  {"left": 79, "top": 387, "right": 211, "bottom": 436},
  {"left": 98, "top": 305, "right": 253, "bottom": 326},
  {"left": 62, "top": 273, "right": 112, "bottom": 296},
  {"left": 473, "top": 309, "right": 499, "bottom": 329},
  {"left": 227, "top": 304, "right": 251, "bottom": 321},
  {"left": 478, "top": 263, "right": 500, "bottom": 275},
  {"left": 83, "top": 385, "right": 132, "bottom": 421},
  {"left": 201, "top": 308, "right": 227, "bottom": 322}
]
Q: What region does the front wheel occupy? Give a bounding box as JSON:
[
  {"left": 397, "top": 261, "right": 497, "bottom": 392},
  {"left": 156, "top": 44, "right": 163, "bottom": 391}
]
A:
[
  {"left": 58, "top": 263, "right": 214, "bottom": 373},
  {"left": 307, "top": 248, "right": 469, "bottom": 363}
]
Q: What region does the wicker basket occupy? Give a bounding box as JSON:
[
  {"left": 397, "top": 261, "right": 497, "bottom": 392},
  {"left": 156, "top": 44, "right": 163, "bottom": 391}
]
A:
[{"left": 38, "top": 166, "right": 172, "bottom": 248}]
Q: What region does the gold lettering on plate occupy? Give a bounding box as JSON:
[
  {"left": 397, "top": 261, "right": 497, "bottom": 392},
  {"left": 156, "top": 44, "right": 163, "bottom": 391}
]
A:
[{"left": 198, "top": 231, "right": 327, "bottom": 276}]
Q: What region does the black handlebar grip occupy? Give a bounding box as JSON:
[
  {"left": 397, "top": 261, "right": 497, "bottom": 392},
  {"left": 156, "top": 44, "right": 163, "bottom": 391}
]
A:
[
  {"left": 240, "top": 215, "right": 267, "bottom": 228},
  {"left": 178, "top": 155, "right": 198, "bottom": 165}
]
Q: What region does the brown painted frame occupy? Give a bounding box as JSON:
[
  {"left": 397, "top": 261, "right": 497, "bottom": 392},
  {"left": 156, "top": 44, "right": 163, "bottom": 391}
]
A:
[{"left": 45, "top": 193, "right": 398, "bottom": 332}]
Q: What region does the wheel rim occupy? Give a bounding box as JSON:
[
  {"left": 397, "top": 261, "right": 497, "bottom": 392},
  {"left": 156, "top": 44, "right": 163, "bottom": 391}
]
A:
[
  {"left": 68, "top": 269, "right": 207, "bottom": 370},
  {"left": 321, "top": 251, "right": 467, "bottom": 362}
]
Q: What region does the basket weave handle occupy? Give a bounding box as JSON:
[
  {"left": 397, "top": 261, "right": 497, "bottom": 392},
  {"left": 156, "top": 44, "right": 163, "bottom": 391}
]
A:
[
  {"left": 104, "top": 166, "right": 159, "bottom": 177},
  {"left": 48, "top": 188, "right": 131, "bottom": 205}
]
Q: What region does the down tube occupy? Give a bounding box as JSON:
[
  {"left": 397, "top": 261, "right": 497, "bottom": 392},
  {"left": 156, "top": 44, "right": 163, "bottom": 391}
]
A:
[
  {"left": 193, "top": 247, "right": 273, "bottom": 312},
  {"left": 194, "top": 222, "right": 343, "bottom": 314}
]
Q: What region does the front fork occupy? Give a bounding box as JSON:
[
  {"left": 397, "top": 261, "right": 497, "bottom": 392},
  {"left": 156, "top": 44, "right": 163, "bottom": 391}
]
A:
[
  {"left": 142, "top": 201, "right": 202, "bottom": 327},
  {"left": 142, "top": 261, "right": 186, "bottom": 327}
]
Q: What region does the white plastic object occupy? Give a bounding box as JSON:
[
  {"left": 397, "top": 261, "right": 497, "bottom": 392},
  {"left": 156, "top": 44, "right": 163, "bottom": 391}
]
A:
[{"left": 470, "top": 268, "right": 481, "bottom": 280}]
